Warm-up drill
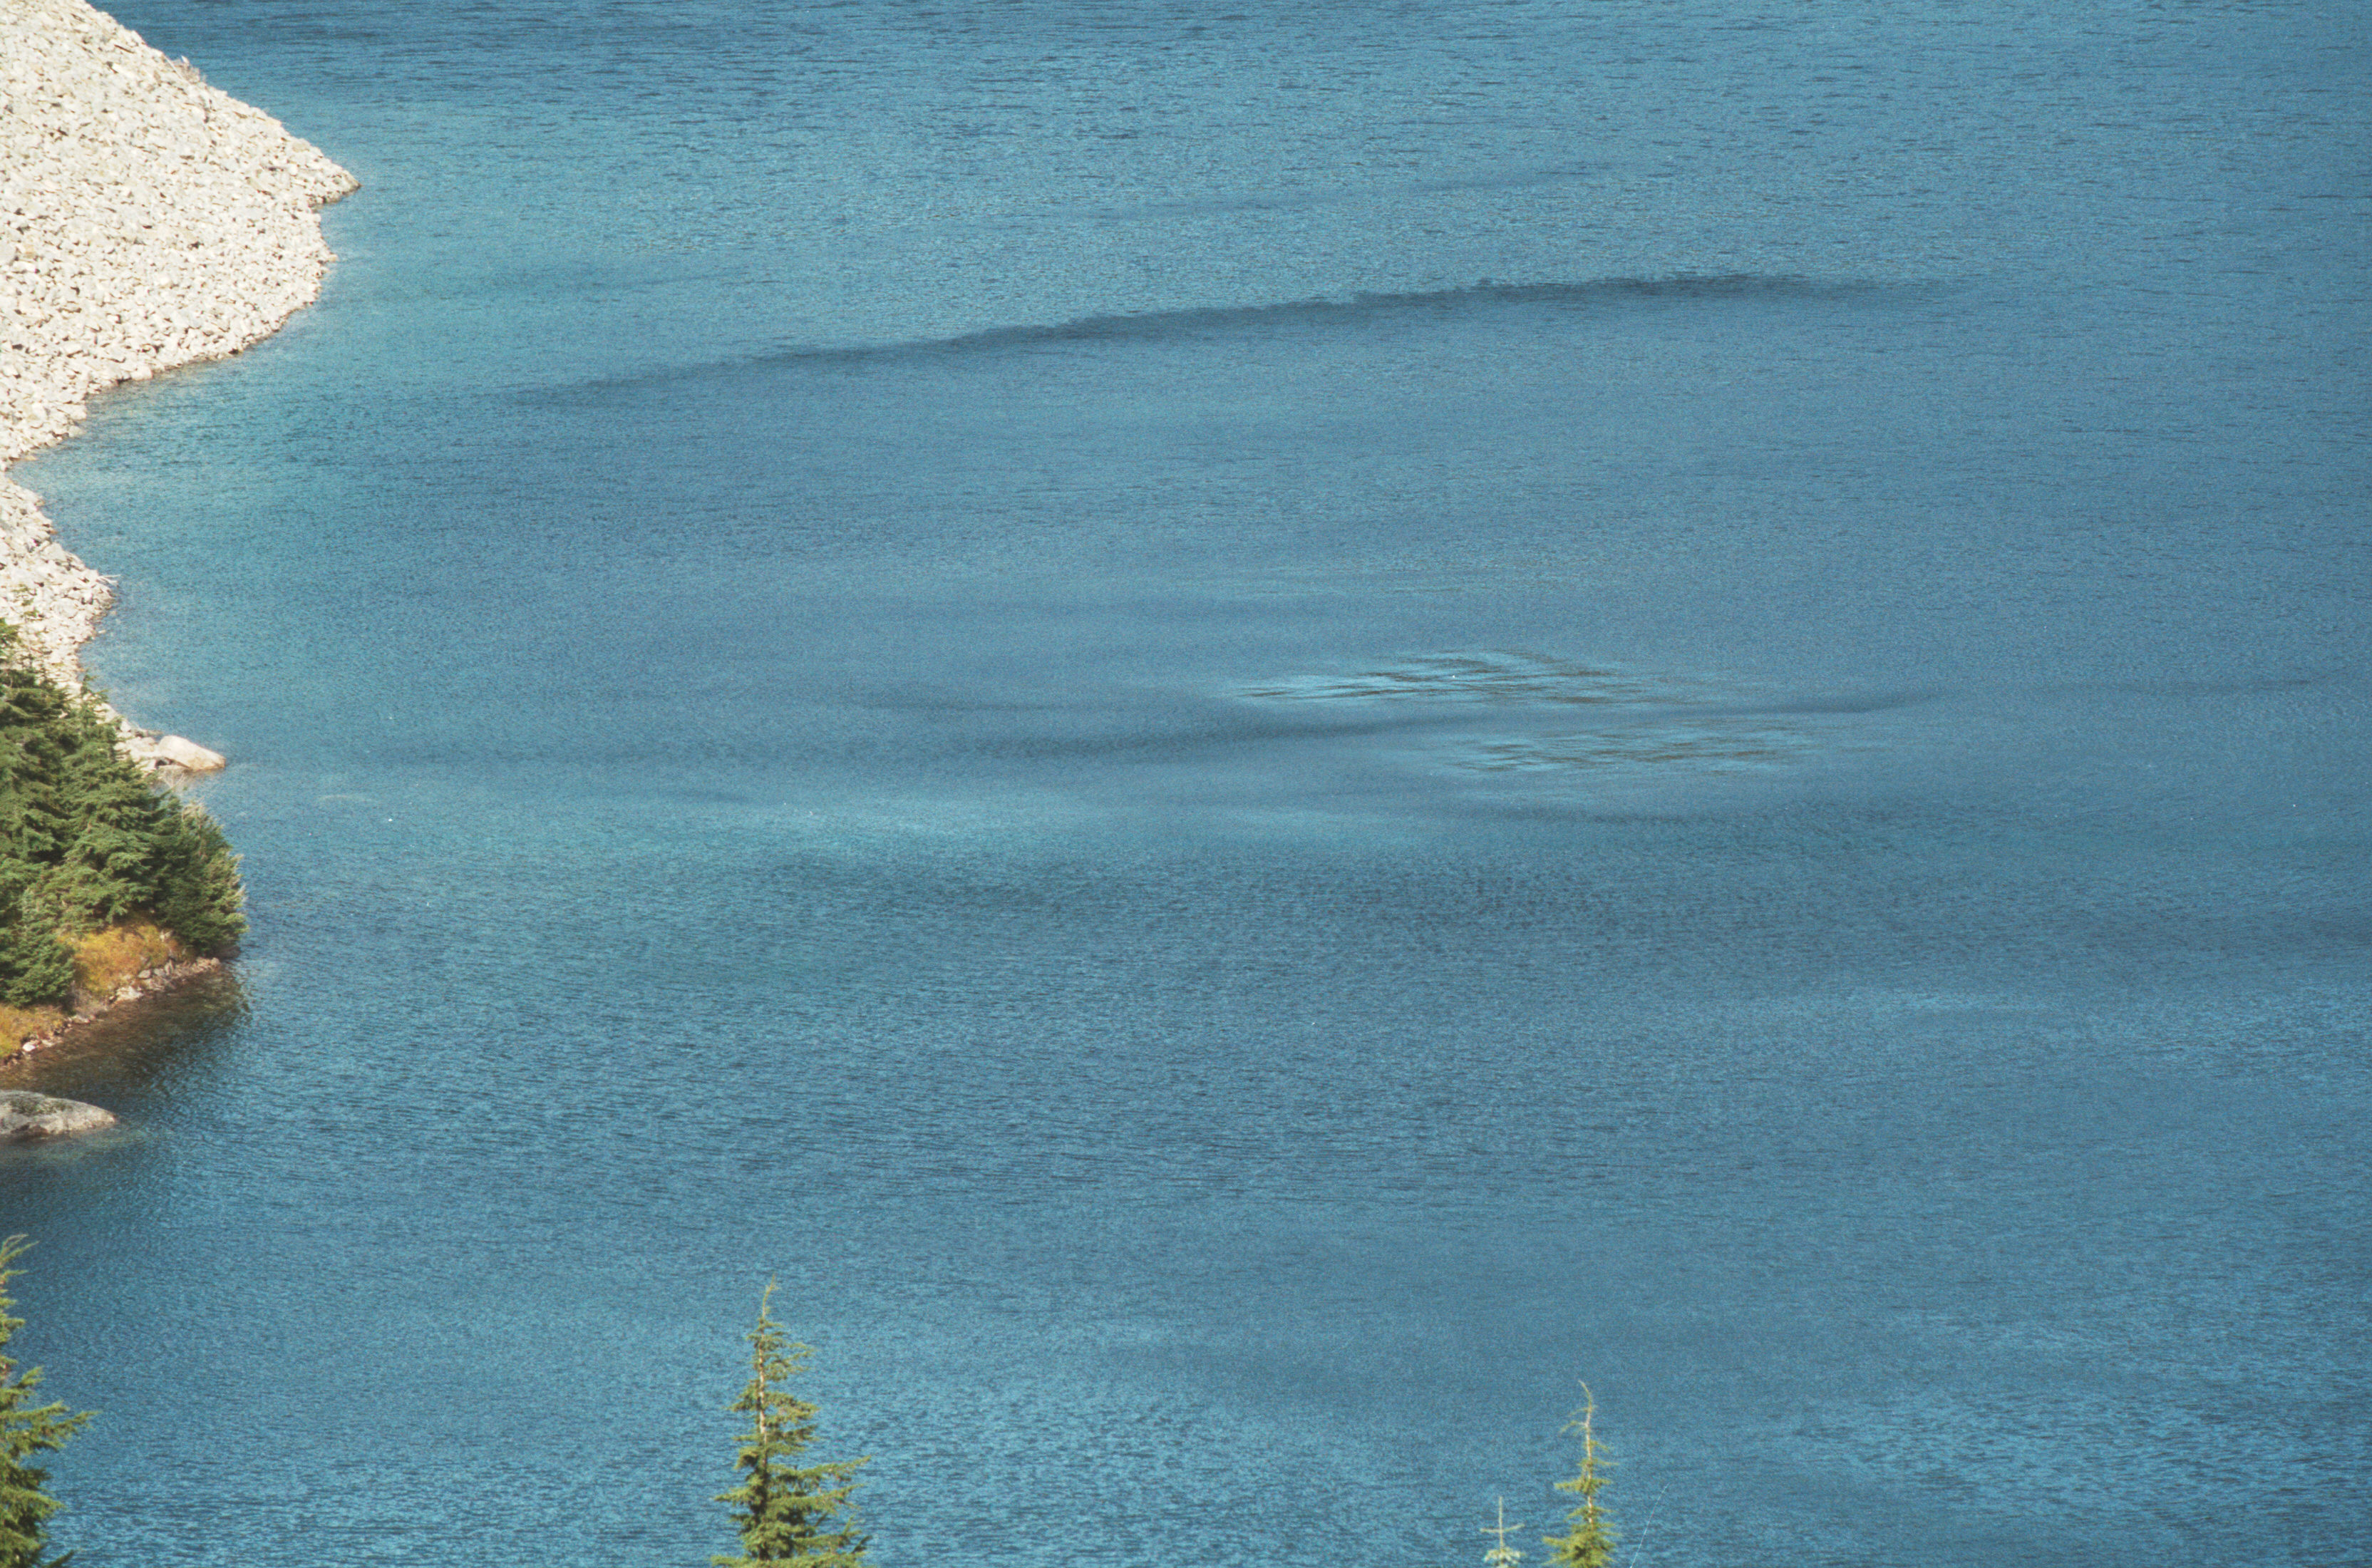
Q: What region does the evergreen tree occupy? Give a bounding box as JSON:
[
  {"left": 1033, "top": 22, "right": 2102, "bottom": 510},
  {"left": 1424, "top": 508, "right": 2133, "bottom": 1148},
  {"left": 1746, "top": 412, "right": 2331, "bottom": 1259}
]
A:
[
  {"left": 1541, "top": 1387, "right": 1615, "bottom": 1568},
  {"left": 0, "top": 1237, "right": 91, "bottom": 1568},
  {"left": 146, "top": 804, "right": 246, "bottom": 956},
  {"left": 1481, "top": 1495, "right": 1525, "bottom": 1568},
  {"left": 0, "top": 629, "right": 247, "bottom": 1001},
  {"left": 713, "top": 1282, "right": 867, "bottom": 1568},
  {"left": 0, "top": 868, "right": 71, "bottom": 1010}
]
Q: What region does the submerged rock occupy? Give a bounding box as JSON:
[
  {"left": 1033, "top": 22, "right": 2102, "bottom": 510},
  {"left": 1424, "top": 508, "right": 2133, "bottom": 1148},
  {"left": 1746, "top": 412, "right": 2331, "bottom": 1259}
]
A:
[{"left": 0, "top": 1089, "right": 118, "bottom": 1141}]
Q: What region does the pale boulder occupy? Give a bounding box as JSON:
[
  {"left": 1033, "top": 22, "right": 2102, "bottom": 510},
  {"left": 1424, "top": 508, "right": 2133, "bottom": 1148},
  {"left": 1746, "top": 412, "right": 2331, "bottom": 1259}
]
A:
[
  {"left": 124, "top": 731, "right": 226, "bottom": 771},
  {"left": 0, "top": 1089, "right": 118, "bottom": 1141}
]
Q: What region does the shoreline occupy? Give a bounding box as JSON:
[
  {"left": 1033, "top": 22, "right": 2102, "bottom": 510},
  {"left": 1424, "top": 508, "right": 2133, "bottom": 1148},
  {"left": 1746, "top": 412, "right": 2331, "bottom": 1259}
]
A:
[
  {"left": 0, "top": 0, "right": 354, "bottom": 1058},
  {"left": 1, "top": 0, "right": 355, "bottom": 724},
  {"left": 0, "top": 954, "right": 225, "bottom": 1072}
]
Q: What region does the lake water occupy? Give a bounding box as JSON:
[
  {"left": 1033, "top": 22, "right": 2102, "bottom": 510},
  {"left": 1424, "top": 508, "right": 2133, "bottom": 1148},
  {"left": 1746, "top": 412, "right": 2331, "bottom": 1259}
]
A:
[{"left": 6, "top": 2, "right": 2368, "bottom": 1564}]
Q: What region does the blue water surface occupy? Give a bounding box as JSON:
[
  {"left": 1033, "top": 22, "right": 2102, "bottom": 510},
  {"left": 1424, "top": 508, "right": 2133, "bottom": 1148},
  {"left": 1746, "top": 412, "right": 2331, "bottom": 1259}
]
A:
[{"left": 6, "top": 2, "right": 2368, "bottom": 1564}]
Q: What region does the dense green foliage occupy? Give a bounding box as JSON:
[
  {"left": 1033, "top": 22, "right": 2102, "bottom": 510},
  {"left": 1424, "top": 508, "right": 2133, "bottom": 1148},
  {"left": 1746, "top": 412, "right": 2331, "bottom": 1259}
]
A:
[
  {"left": 1542, "top": 1390, "right": 1616, "bottom": 1568},
  {"left": 0, "top": 1237, "right": 91, "bottom": 1568},
  {"left": 715, "top": 1283, "right": 869, "bottom": 1568},
  {"left": 0, "top": 639, "right": 244, "bottom": 1006}
]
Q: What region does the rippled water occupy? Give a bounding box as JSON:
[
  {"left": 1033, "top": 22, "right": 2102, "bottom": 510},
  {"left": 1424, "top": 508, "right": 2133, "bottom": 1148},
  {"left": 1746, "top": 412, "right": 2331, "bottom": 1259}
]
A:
[{"left": 6, "top": 2, "right": 2368, "bottom": 1564}]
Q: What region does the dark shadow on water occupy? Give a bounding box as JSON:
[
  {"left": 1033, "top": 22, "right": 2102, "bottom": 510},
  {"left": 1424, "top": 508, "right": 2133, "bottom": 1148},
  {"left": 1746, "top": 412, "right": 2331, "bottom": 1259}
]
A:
[
  {"left": 0, "top": 967, "right": 249, "bottom": 1111},
  {"left": 535, "top": 274, "right": 1928, "bottom": 396},
  {"left": 754, "top": 276, "right": 1896, "bottom": 366}
]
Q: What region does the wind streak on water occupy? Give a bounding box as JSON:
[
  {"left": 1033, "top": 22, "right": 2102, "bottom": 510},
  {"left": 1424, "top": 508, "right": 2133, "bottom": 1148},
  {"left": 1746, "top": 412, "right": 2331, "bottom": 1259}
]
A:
[{"left": 598, "top": 274, "right": 1902, "bottom": 379}]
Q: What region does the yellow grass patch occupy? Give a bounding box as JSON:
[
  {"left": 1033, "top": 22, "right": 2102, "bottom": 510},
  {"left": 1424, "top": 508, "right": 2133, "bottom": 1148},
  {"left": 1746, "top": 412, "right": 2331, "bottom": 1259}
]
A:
[
  {"left": 71, "top": 920, "right": 185, "bottom": 1005},
  {"left": 0, "top": 1001, "right": 66, "bottom": 1057}
]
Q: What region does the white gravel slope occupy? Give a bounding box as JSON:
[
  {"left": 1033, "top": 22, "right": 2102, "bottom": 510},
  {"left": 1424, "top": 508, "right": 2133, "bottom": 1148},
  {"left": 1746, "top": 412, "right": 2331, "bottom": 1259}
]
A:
[{"left": 1, "top": 0, "right": 354, "bottom": 745}]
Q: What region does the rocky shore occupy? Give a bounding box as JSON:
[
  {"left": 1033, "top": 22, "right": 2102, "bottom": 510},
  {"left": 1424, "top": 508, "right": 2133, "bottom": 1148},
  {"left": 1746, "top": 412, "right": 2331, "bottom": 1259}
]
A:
[
  {"left": 1, "top": 0, "right": 354, "bottom": 740},
  {"left": 0, "top": 1, "right": 351, "bottom": 1070}
]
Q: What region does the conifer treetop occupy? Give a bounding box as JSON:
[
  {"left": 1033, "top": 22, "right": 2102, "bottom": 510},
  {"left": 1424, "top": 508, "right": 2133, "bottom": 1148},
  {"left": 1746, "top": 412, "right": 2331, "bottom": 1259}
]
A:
[
  {"left": 0, "top": 1235, "right": 92, "bottom": 1568},
  {"left": 1541, "top": 1385, "right": 1616, "bottom": 1568},
  {"left": 713, "top": 1279, "right": 869, "bottom": 1568},
  {"left": 1481, "top": 1495, "right": 1526, "bottom": 1568}
]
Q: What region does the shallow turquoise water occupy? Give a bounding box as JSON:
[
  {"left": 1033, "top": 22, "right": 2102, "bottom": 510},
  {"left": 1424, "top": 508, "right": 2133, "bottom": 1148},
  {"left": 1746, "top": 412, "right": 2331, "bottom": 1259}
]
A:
[{"left": 6, "top": 2, "right": 2368, "bottom": 1564}]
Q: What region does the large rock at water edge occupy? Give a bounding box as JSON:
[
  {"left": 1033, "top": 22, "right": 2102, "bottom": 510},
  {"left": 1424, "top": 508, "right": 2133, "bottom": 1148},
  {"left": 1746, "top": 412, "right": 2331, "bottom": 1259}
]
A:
[
  {"left": 0, "top": 1090, "right": 118, "bottom": 1141},
  {"left": 123, "top": 733, "right": 227, "bottom": 773}
]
